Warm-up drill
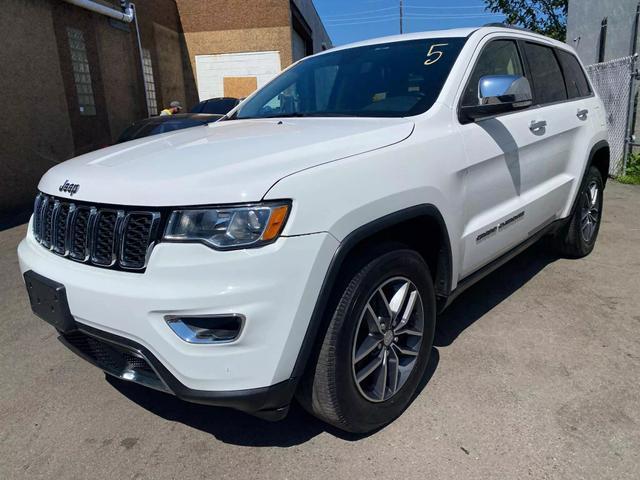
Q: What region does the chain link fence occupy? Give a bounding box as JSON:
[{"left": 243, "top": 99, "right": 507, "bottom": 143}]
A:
[{"left": 586, "top": 55, "right": 637, "bottom": 176}]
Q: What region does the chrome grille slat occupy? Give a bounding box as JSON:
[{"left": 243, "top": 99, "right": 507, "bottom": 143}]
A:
[
  {"left": 39, "top": 196, "right": 49, "bottom": 242},
  {"left": 41, "top": 198, "right": 55, "bottom": 249},
  {"left": 52, "top": 201, "right": 71, "bottom": 255},
  {"left": 32, "top": 194, "right": 160, "bottom": 272},
  {"left": 33, "top": 194, "right": 44, "bottom": 241}
]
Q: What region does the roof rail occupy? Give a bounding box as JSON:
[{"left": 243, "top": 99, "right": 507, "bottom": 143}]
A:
[{"left": 483, "top": 22, "right": 535, "bottom": 34}]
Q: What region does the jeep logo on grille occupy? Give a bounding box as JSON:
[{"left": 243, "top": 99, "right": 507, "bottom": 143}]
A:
[{"left": 59, "top": 180, "right": 80, "bottom": 196}]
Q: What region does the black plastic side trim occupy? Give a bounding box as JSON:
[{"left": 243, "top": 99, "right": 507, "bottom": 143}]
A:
[
  {"left": 441, "top": 217, "right": 567, "bottom": 309},
  {"left": 65, "top": 323, "right": 296, "bottom": 421},
  {"left": 288, "top": 204, "right": 452, "bottom": 381}
]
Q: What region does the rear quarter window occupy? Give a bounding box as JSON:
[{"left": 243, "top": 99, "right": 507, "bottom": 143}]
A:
[
  {"left": 523, "top": 42, "right": 567, "bottom": 105},
  {"left": 556, "top": 49, "right": 592, "bottom": 99}
]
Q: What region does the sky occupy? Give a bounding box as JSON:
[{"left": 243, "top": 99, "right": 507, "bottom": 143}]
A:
[{"left": 313, "top": 0, "right": 506, "bottom": 46}]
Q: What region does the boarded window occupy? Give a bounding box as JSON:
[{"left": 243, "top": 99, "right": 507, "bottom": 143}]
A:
[
  {"left": 142, "top": 49, "right": 158, "bottom": 116},
  {"left": 223, "top": 76, "right": 258, "bottom": 98},
  {"left": 67, "top": 27, "right": 96, "bottom": 116}
]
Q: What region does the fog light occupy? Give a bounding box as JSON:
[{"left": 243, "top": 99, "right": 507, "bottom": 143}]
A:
[{"left": 165, "top": 314, "right": 244, "bottom": 344}]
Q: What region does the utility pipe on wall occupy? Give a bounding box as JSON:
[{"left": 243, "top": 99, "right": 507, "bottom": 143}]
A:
[
  {"left": 61, "top": 1, "right": 153, "bottom": 117},
  {"left": 61, "top": 0, "right": 134, "bottom": 23},
  {"left": 129, "top": 3, "right": 154, "bottom": 118}
]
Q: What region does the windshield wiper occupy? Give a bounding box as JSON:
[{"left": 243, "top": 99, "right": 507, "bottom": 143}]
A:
[
  {"left": 236, "top": 112, "right": 358, "bottom": 120},
  {"left": 256, "top": 113, "right": 312, "bottom": 119}
]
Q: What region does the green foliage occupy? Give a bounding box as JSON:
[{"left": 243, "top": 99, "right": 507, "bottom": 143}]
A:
[
  {"left": 618, "top": 151, "right": 640, "bottom": 184},
  {"left": 617, "top": 175, "right": 640, "bottom": 185},
  {"left": 484, "top": 0, "right": 568, "bottom": 41},
  {"left": 626, "top": 151, "right": 640, "bottom": 177}
]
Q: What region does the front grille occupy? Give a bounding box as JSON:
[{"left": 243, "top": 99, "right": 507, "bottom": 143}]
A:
[{"left": 32, "top": 193, "right": 160, "bottom": 271}]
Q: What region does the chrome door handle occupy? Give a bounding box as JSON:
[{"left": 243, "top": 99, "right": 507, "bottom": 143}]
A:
[
  {"left": 577, "top": 108, "right": 589, "bottom": 120},
  {"left": 529, "top": 120, "right": 547, "bottom": 133}
]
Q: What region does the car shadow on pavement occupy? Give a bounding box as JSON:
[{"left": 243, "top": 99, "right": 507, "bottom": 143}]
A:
[
  {"left": 107, "top": 375, "right": 330, "bottom": 446},
  {"left": 106, "top": 348, "right": 440, "bottom": 446},
  {"left": 106, "top": 241, "right": 555, "bottom": 447},
  {"left": 435, "top": 241, "right": 557, "bottom": 347}
]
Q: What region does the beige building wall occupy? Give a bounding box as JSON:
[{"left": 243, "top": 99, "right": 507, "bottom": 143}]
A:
[
  {"left": 182, "top": 27, "right": 293, "bottom": 74},
  {"left": 176, "top": 0, "right": 295, "bottom": 93},
  {"left": 176, "top": 0, "right": 332, "bottom": 98}
]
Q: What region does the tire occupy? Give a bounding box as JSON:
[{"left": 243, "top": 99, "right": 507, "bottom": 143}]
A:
[
  {"left": 553, "top": 166, "right": 604, "bottom": 258},
  {"left": 298, "top": 246, "right": 436, "bottom": 433}
]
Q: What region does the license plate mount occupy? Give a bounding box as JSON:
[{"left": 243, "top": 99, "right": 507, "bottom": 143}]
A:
[{"left": 24, "top": 270, "right": 77, "bottom": 333}]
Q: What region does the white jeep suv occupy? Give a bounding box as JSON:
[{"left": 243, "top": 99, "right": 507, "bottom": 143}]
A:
[{"left": 18, "top": 26, "right": 609, "bottom": 433}]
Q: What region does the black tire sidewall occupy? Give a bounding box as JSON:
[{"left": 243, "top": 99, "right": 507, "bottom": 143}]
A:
[
  {"left": 331, "top": 249, "right": 436, "bottom": 432},
  {"left": 574, "top": 167, "right": 604, "bottom": 254}
]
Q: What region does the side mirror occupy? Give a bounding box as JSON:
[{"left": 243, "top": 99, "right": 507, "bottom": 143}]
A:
[{"left": 460, "top": 75, "right": 533, "bottom": 122}]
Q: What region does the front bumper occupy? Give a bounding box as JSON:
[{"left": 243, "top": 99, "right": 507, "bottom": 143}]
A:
[
  {"left": 59, "top": 324, "right": 297, "bottom": 420},
  {"left": 18, "top": 220, "right": 338, "bottom": 411}
]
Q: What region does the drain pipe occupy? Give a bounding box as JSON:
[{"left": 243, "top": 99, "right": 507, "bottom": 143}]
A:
[
  {"left": 62, "top": 0, "right": 134, "bottom": 22},
  {"left": 129, "top": 3, "right": 153, "bottom": 117},
  {"left": 622, "top": 2, "right": 640, "bottom": 175}
]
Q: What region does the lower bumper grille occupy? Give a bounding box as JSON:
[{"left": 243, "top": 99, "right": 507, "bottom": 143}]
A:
[{"left": 60, "top": 330, "right": 168, "bottom": 392}]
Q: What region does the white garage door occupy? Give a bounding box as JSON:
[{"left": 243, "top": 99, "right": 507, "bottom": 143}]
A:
[{"left": 195, "top": 51, "right": 281, "bottom": 101}]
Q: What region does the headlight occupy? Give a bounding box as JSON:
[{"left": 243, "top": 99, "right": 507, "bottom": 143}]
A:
[{"left": 163, "top": 201, "right": 290, "bottom": 250}]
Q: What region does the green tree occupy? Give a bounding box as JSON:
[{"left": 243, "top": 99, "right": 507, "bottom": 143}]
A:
[{"left": 485, "top": 0, "right": 568, "bottom": 41}]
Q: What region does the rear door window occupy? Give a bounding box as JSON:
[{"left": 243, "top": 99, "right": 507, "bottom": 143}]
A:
[
  {"left": 523, "top": 42, "right": 568, "bottom": 105},
  {"left": 556, "top": 49, "right": 592, "bottom": 99}
]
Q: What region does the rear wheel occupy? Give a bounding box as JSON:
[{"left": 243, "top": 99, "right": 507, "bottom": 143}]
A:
[
  {"left": 298, "top": 247, "right": 436, "bottom": 433},
  {"left": 553, "top": 166, "right": 604, "bottom": 258}
]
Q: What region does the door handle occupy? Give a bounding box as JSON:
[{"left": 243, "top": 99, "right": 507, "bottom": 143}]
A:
[
  {"left": 577, "top": 108, "right": 589, "bottom": 120},
  {"left": 529, "top": 120, "right": 547, "bottom": 133}
]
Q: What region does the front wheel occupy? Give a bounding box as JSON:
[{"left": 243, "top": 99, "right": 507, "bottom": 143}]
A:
[
  {"left": 298, "top": 247, "right": 436, "bottom": 433},
  {"left": 553, "top": 166, "right": 604, "bottom": 258}
]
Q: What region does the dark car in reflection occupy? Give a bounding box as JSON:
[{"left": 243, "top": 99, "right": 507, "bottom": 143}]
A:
[
  {"left": 116, "top": 113, "right": 223, "bottom": 143},
  {"left": 190, "top": 97, "right": 242, "bottom": 115}
]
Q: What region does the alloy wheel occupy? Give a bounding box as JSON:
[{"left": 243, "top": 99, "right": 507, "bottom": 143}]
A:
[
  {"left": 580, "top": 180, "right": 600, "bottom": 242},
  {"left": 351, "top": 277, "right": 424, "bottom": 403}
]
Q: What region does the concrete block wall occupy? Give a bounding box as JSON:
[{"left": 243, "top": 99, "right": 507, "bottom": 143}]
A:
[{"left": 195, "top": 51, "right": 281, "bottom": 100}]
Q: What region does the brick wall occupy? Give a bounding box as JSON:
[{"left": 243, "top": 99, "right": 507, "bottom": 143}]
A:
[{"left": 0, "top": 0, "right": 197, "bottom": 226}]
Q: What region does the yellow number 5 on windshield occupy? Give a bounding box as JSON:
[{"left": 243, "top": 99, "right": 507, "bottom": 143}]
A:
[{"left": 424, "top": 43, "right": 448, "bottom": 65}]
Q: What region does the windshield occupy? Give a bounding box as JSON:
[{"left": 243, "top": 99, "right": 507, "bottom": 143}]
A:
[{"left": 234, "top": 37, "right": 466, "bottom": 119}]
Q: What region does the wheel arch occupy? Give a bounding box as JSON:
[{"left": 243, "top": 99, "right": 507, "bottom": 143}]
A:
[
  {"left": 589, "top": 140, "right": 610, "bottom": 187},
  {"left": 290, "top": 204, "right": 452, "bottom": 382},
  {"left": 568, "top": 140, "right": 610, "bottom": 218}
]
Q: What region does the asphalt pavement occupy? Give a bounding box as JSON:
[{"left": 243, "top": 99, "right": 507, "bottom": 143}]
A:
[{"left": 1, "top": 181, "right": 639, "bottom": 479}]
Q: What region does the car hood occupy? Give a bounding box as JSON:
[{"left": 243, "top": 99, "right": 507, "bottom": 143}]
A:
[{"left": 39, "top": 117, "right": 414, "bottom": 206}]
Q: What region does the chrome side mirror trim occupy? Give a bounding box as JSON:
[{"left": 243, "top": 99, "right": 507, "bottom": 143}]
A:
[{"left": 460, "top": 75, "right": 533, "bottom": 122}]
